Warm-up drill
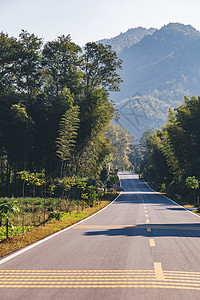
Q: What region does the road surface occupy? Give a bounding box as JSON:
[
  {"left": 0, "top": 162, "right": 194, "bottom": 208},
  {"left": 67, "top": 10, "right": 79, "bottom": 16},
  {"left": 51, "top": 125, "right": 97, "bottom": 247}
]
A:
[{"left": 1, "top": 172, "right": 200, "bottom": 299}]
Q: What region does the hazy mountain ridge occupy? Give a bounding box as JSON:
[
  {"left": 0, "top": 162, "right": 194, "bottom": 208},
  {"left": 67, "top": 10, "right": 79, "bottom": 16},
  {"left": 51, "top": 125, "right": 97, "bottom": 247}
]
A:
[
  {"left": 118, "top": 23, "right": 200, "bottom": 97},
  {"left": 97, "top": 27, "right": 156, "bottom": 54},
  {"left": 98, "top": 23, "right": 200, "bottom": 139}
]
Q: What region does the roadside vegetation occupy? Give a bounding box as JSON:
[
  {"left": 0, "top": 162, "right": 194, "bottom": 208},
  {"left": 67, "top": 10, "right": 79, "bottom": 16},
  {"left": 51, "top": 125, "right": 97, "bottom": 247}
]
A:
[
  {"left": 0, "top": 31, "right": 129, "bottom": 256},
  {"left": 0, "top": 192, "right": 118, "bottom": 258},
  {"left": 0, "top": 172, "right": 120, "bottom": 242},
  {"left": 131, "top": 96, "right": 200, "bottom": 208}
]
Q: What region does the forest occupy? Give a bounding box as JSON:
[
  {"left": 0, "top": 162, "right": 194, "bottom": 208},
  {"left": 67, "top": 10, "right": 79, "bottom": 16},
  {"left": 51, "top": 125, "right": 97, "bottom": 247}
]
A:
[
  {"left": 0, "top": 30, "right": 135, "bottom": 242},
  {"left": 136, "top": 96, "right": 200, "bottom": 203},
  {"left": 0, "top": 30, "right": 125, "bottom": 197}
]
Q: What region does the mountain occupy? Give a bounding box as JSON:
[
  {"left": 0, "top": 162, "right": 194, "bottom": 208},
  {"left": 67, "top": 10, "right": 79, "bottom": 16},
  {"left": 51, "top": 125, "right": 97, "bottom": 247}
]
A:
[
  {"left": 118, "top": 23, "right": 200, "bottom": 98},
  {"left": 97, "top": 27, "right": 156, "bottom": 54},
  {"left": 99, "top": 23, "right": 200, "bottom": 139}
]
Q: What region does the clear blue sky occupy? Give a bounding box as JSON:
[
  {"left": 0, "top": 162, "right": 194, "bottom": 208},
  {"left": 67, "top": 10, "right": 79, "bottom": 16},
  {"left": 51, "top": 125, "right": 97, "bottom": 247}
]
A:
[{"left": 1, "top": 0, "right": 200, "bottom": 46}]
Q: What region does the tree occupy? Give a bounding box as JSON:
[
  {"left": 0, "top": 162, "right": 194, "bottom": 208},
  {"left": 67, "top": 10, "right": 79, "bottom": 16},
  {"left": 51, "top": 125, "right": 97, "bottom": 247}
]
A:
[
  {"left": 42, "top": 35, "right": 82, "bottom": 96},
  {"left": 0, "top": 198, "right": 19, "bottom": 238},
  {"left": 0, "top": 31, "right": 123, "bottom": 196},
  {"left": 73, "top": 88, "right": 115, "bottom": 177},
  {"left": 5, "top": 104, "right": 34, "bottom": 171},
  {"left": 185, "top": 176, "right": 199, "bottom": 205},
  {"left": 83, "top": 42, "right": 122, "bottom": 92},
  {"left": 100, "top": 166, "right": 109, "bottom": 183},
  {"left": 140, "top": 96, "right": 200, "bottom": 195},
  {"left": 16, "top": 30, "right": 43, "bottom": 97},
  {"left": 106, "top": 124, "right": 133, "bottom": 170},
  {"left": 0, "top": 32, "right": 19, "bottom": 94},
  {"left": 56, "top": 106, "right": 80, "bottom": 178}
]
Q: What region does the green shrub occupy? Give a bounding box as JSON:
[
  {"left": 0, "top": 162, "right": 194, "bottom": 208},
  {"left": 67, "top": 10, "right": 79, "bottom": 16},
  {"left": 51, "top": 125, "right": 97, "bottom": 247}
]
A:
[{"left": 48, "top": 212, "right": 63, "bottom": 221}]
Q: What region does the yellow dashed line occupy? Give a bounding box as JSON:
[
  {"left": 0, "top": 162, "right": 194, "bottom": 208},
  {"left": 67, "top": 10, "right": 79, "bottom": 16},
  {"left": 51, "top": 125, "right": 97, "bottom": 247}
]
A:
[
  {"left": 149, "top": 239, "right": 156, "bottom": 247},
  {"left": 146, "top": 220, "right": 150, "bottom": 223},
  {"left": 154, "top": 263, "right": 165, "bottom": 281}
]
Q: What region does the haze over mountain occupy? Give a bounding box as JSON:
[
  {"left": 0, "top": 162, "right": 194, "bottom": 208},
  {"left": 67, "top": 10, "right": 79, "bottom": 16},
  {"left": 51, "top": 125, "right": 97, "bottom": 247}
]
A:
[
  {"left": 99, "top": 23, "right": 200, "bottom": 140},
  {"left": 98, "top": 27, "right": 156, "bottom": 54}
]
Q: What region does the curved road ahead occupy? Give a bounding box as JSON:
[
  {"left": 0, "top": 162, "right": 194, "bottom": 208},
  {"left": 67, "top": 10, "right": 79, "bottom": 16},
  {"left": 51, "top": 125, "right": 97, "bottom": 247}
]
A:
[{"left": 1, "top": 172, "right": 200, "bottom": 299}]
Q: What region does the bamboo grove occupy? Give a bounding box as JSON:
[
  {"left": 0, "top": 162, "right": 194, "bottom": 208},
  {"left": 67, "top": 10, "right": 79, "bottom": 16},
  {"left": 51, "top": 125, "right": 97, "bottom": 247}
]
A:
[{"left": 0, "top": 30, "right": 123, "bottom": 196}]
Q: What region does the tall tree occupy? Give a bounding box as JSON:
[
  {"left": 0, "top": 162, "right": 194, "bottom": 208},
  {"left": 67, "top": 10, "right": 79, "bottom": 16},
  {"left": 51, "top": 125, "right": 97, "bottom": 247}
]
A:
[
  {"left": 74, "top": 89, "right": 115, "bottom": 176},
  {"left": 56, "top": 105, "right": 80, "bottom": 178},
  {"left": 83, "top": 42, "right": 122, "bottom": 92},
  {"left": 5, "top": 103, "right": 34, "bottom": 171},
  {"left": 16, "top": 30, "right": 43, "bottom": 97},
  {"left": 106, "top": 124, "right": 133, "bottom": 170},
  {"left": 0, "top": 32, "right": 19, "bottom": 94},
  {"left": 42, "top": 35, "right": 82, "bottom": 96}
]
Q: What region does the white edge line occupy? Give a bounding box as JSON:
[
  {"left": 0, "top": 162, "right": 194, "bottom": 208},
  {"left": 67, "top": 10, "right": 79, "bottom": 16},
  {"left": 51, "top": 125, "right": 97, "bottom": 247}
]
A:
[
  {"left": 145, "top": 180, "right": 200, "bottom": 220},
  {"left": 0, "top": 192, "right": 122, "bottom": 266}
]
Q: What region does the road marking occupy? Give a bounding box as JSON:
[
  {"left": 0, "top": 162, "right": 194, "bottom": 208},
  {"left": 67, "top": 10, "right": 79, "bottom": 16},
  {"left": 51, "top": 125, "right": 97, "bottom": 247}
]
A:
[
  {"left": 154, "top": 263, "right": 165, "bottom": 281},
  {"left": 74, "top": 225, "right": 138, "bottom": 229},
  {"left": 149, "top": 239, "right": 155, "bottom": 247},
  {"left": 0, "top": 284, "right": 200, "bottom": 289},
  {"left": 146, "top": 219, "right": 150, "bottom": 223},
  {"left": 145, "top": 214, "right": 149, "bottom": 218},
  {"left": 147, "top": 226, "right": 151, "bottom": 232},
  {"left": 1, "top": 269, "right": 200, "bottom": 289},
  {"left": 74, "top": 224, "right": 200, "bottom": 231},
  {"left": 144, "top": 210, "right": 148, "bottom": 213}
]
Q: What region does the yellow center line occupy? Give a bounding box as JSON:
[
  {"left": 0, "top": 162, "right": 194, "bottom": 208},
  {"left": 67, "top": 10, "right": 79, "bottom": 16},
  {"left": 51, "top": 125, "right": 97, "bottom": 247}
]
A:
[
  {"left": 145, "top": 214, "right": 149, "bottom": 218},
  {"left": 146, "top": 219, "right": 150, "bottom": 223},
  {"left": 149, "top": 239, "right": 155, "bottom": 247},
  {"left": 154, "top": 263, "right": 165, "bottom": 281}
]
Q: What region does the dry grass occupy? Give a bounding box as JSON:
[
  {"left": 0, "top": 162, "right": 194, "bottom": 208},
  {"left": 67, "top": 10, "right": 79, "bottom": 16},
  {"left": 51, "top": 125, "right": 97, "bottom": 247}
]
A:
[{"left": 0, "top": 194, "right": 118, "bottom": 258}]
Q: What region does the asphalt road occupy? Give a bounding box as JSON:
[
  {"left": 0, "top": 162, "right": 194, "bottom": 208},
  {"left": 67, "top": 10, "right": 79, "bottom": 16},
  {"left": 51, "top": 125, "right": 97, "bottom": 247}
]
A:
[{"left": 1, "top": 172, "right": 200, "bottom": 299}]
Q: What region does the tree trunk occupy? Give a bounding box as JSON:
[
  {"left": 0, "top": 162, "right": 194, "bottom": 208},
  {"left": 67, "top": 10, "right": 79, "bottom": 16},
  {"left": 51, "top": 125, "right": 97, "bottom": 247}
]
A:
[
  {"left": 6, "top": 217, "right": 9, "bottom": 239},
  {"left": 22, "top": 181, "right": 25, "bottom": 198}
]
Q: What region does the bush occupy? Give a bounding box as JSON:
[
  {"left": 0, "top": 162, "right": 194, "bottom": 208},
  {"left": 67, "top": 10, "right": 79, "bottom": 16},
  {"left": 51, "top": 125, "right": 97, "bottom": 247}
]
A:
[
  {"left": 160, "top": 183, "right": 166, "bottom": 192},
  {"left": 48, "top": 212, "right": 63, "bottom": 221}
]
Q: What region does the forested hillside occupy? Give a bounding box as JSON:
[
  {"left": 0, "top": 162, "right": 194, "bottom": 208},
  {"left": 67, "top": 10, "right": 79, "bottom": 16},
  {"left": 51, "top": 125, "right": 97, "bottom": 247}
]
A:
[
  {"left": 100, "top": 23, "right": 200, "bottom": 139},
  {"left": 0, "top": 31, "right": 123, "bottom": 196}
]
